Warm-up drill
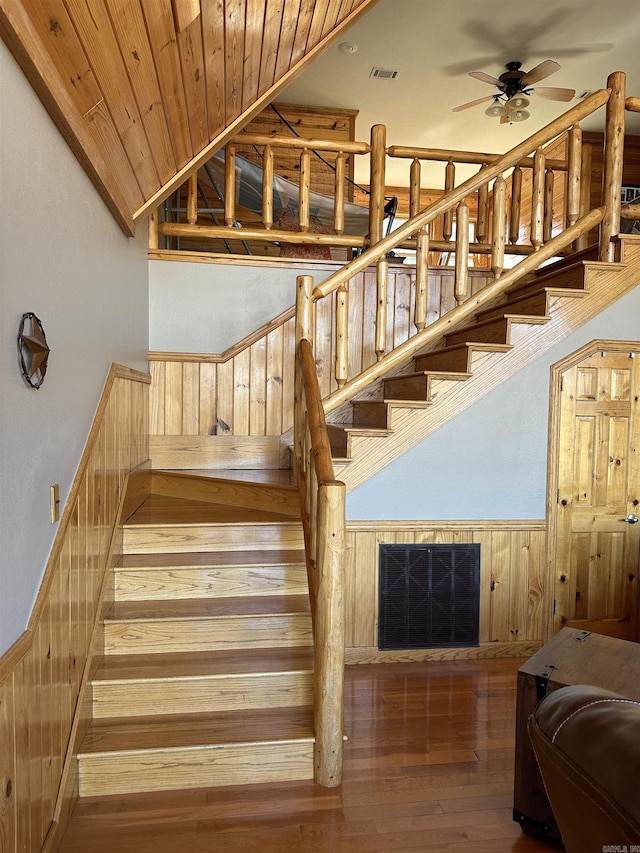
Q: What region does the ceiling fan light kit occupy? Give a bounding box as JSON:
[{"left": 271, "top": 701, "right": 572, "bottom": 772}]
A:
[{"left": 453, "top": 59, "right": 575, "bottom": 124}]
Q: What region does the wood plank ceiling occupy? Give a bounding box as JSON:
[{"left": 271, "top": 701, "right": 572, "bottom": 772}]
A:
[{"left": 0, "top": 0, "right": 378, "bottom": 234}]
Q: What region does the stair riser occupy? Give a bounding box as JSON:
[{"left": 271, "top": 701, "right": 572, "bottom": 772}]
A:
[
  {"left": 92, "top": 671, "right": 313, "bottom": 717},
  {"left": 78, "top": 741, "right": 314, "bottom": 796},
  {"left": 104, "top": 614, "right": 313, "bottom": 655},
  {"left": 445, "top": 319, "right": 509, "bottom": 347},
  {"left": 351, "top": 402, "right": 389, "bottom": 429},
  {"left": 115, "top": 564, "right": 308, "bottom": 601},
  {"left": 383, "top": 376, "right": 429, "bottom": 400},
  {"left": 414, "top": 349, "right": 470, "bottom": 372},
  {"left": 123, "top": 523, "right": 305, "bottom": 554}
]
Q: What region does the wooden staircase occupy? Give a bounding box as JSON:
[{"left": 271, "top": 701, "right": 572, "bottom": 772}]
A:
[
  {"left": 327, "top": 237, "right": 640, "bottom": 491},
  {"left": 77, "top": 475, "right": 316, "bottom": 796}
]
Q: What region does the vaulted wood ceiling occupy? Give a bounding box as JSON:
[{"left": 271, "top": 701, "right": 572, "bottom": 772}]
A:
[{"left": 0, "top": 0, "right": 378, "bottom": 234}]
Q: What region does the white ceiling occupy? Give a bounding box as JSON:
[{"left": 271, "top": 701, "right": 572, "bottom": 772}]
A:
[{"left": 280, "top": 0, "right": 640, "bottom": 186}]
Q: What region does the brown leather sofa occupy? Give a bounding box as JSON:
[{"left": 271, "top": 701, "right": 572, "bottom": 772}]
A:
[{"left": 528, "top": 684, "right": 640, "bottom": 853}]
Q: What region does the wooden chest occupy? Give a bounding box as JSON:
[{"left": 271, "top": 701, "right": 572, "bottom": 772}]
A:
[{"left": 514, "top": 627, "right": 640, "bottom": 843}]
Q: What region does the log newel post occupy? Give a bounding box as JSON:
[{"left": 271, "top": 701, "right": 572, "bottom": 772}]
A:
[
  {"left": 263, "top": 145, "right": 274, "bottom": 230},
  {"left": 415, "top": 226, "right": 429, "bottom": 331},
  {"left": 369, "top": 124, "right": 387, "bottom": 247},
  {"left": 491, "top": 175, "right": 506, "bottom": 279},
  {"left": 454, "top": 202, "right": 470, "bottom": 304},
  {"left": 600, "top": 71, "right": 626, "bottom": 261},
  {"left": 313, "top": 480, "right": 346, "bottom": 788},
  {"left": 224, "top": 144, "right": 236, "bottom": 226},
  {"left": 335, "top": 284, "right": 349, "bottom": 388}
]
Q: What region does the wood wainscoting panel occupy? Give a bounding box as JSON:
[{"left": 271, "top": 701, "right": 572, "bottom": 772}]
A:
[
  {"left": 0, "top": 365, "right": 150, "bottom": 853},
  {"left": 148, "top": 266, "right": 493, "bottom": 441},
  {"left": 344, "top": 521, "right": 548, "bottom": 660}
]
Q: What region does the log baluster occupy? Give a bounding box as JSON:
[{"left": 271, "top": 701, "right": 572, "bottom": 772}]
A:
[
  {"left": 334, "top": 153, "right": 346, "bottom": 235},
  {"left": 543, "top": 168, "right": 555, "bottom": 244},
  {"left": 455, "top": 202, "right": 470, "bottom": 304},
  {"left": 509, "top": 166, "right": 523, "bottom": 244},
  {"left": 566, "top": 125, "right": 582, "bottom": 228},
  {"left": 476, "top": 166, "right": 489, "bottom": 243},
  {"left": 414, "top": 226, "right": 429, "bottom": 331},
  {"left": 576, "top": 143, "right": 593, "bottom": 252},
  {"left": 369, "top": 124, "right": 387, "bottom": 247},
  {"left": 443, "top": 160, "right": 455, "bottom": 241},
  {"left": 335, "top": 284, "right": 349, "bottom": 387},
  {"left": 375, "top": 258, "right": 388, "bottom": 360},
  {"left": 149, "top": 209, "right": 159, "bottom": 250},
  {"left": 531, "top": 149, "right": 545, "bottom": 249},
  {"left": 187, "top": 173, "right": 198, "bottom": 224},
  {"left": 262, "top": 145, "right": 274, "bottom": 230},
  {"left": 224, "top": 144, "right": 236, "bottom": 226},
  {"left": 600, "top": 71, "right": 626, "bottom": 261},
  {"left": 410, "top": 158, "right": 421, "bottom": 217},
  {"left": 491, "top": 175, "right": 506, "bottom": 279},
  {"left": 299, "top": 149, "right": 311, "bottom": 232}
]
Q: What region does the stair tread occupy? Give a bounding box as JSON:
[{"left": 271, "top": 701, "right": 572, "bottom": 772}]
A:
[
  {"left": 79, "top": 706, "right": 315, "bottom": 755},
  {"left": 117, "top": 549, "right": 306, "bottom": 569},
  {"left": 157, "top": 468, "right": 296, "bottom": 487},
  {"left": 93, "top": 647, "right": 315, "bottom": 681},
  {"left": 106, "top": 594, "right": 311, "bottom": 622},
  {"left": 126, "top": 494, "right": 300, "bottom": 526},
  {"left": 386, "top": 370, "right": 471, "bottom": 381},
  {"left": 423, "top": 342, "right": 513, "bottom": 357}
]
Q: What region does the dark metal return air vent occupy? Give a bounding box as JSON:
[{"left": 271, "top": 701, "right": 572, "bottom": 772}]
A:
[{"left": 378, "top": 544, "right": 480, "bottom": 650}]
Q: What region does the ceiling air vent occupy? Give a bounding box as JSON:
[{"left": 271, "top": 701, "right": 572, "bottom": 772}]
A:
[{"left": 370, "top": 67, "right": 398, "bottom": 80}]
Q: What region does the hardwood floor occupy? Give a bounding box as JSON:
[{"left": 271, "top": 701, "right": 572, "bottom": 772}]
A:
[{"left": 58, "top": 657, "right": 557, "bottom": 852}]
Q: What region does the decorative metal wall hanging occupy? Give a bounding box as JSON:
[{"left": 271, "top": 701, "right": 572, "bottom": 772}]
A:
[{"left": 18, "top": 313, "right": 50, "bottom": 389}]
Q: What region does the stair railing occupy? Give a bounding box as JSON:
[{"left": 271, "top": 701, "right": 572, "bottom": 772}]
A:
[
  {"left": 294, "top": 274, "right": 346, "bottom": 788},
  {"left": 303, "top": 78, "right": 628, "bottom": 417}
]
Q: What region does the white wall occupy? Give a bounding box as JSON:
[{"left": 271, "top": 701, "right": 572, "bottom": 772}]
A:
[
  {"left": 149, "top": 260, "right": 333, "bottom": 353},
  {"left": 347, "top": 286, "right": 640, "bottom": 520},
  {"left": 0, "top": 44, "right": 149, "bottom": 655}
]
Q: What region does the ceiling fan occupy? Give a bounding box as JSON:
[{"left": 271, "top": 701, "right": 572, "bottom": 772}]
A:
[{"left": 452, "top": 60, "right": 576, "bottom": 123}]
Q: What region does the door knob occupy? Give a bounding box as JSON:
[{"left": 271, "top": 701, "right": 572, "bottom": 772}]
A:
[{"left": 622, "top": 514, "right": 639, "bottom": 524}]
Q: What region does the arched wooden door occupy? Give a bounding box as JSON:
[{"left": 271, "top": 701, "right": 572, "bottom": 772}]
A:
[{"left": 551, "top": 344, "right": 640, "bottom": 639}]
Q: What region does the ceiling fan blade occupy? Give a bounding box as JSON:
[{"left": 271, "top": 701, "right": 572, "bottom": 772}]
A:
[
  {"left": 520, "top": 59, "right": 561, "bottom": 86},
  {"left": 500, "top": 110, "right": 511, "bottom": 125},
  {"left": 468, "top": 71, "right": 503, "bottom": 86},
  {"left": 532, "top": 86, "right": 576, "bottom": 102},
  {"left": 452, "top": 95, "right": 495, "bottom": 112}
]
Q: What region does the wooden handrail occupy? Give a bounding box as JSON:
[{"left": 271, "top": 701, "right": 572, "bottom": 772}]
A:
[
  {"left": 312, "top": 88, "right": 610, "bottom": 301},
  {"left": 387, "top": 145, "right": 569, "bottom": 171},
  {"left": 321, "top": 206, "right": 605, "bottom": 414},
  {"left": 158, "top": 221, "right": 367, "bottom": 249},
  {"left": 235, "top": 132, "right": 370, "bottom": 155},
  {"left": 299, "top": 339, "right": 336, "bottom": 484}
]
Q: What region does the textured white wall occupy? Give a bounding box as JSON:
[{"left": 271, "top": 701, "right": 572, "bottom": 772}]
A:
[
  {"left": 347, "top": 286, "right": 640, "bottom": 520},
  {"left": 0, "top": 44, "right": 149, "bottom": 655},
  {"left": 149, "top": 260, "right": 333, "bottom": 353}
]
